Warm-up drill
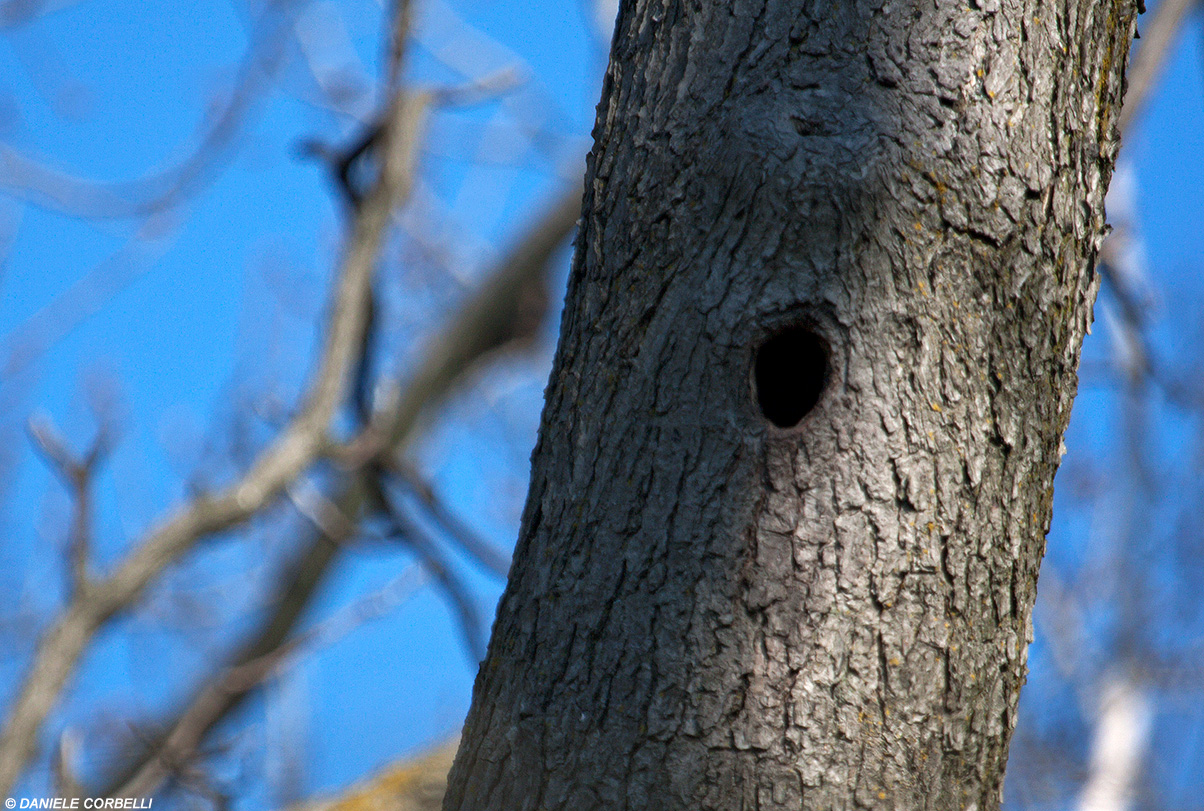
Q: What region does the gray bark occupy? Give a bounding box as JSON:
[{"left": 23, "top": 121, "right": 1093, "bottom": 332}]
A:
[{"left": 444, "top": 1, "right": 1137, "bottom": 809}]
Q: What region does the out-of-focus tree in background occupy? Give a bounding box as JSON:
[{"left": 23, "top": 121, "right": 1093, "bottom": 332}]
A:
[{"left": 0, "top": 0, "right": 1200, "bottom": 809}]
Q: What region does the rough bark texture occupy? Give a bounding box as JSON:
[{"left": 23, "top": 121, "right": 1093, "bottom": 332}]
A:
[{"left": 444, "top": 1, "right": 1136, "bottom": 809}]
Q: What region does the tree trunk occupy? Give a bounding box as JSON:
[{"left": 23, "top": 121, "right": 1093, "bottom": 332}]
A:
[{"left": 444, "top": 1, "right": 1136, "bottom": 809}]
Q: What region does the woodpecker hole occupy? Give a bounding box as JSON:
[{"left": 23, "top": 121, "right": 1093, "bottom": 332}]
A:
[{"left": 753, "top": 325, "right": 828, "bottom": 428}]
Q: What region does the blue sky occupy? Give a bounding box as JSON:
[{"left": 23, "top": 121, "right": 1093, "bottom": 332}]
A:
[
  {"left": 0, "top": 0, "right": 606, "bottom": 802},
  {"left": 1, "top": 0, "right": 1203, "bottom": 807}
]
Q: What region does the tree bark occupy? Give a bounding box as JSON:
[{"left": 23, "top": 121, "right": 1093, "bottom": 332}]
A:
[{"left": 444, "top": 1, "right": 1137, "bottom": 809}]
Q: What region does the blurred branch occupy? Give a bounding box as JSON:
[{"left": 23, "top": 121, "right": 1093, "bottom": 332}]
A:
[
  {"left": 0, "top": 0, "right": 87, "bottom": 30},
  {"left": 1076, "top": 672, "right": 1154, "bottom": 811},
  {"left": 389, "top": 459, "right": 510, "bottom": 579},
  {"left": 1094, "top": 0, "right": 1198, "bottom": 385},
  {"left": 27, "top": 415, "right": 111, "bottom": 597},
  {"left": 52, "top": 729, "right": 84, "bottom": 802},
  {"left": 430, "top": 67, "right": 526, "bottom": 108},
  {"left": 0, "top": 221, "right": 176, "bottom": 381},
  {"left": 1093, "top": 0, "right": 1204, "bottom": 410},
  {"left": 97, "top": 484, "right": 362, "bottom": 798},
  {"left": 380, "top": 485, "right": 486, "bottom": 662},
  {"left": 93, "top": 184, "right": 579, "bottom": 798},
  {"left": 302, "top": 66, "right": 527, "bottom": 209},
  {"left": 288, "top": 479, "right": 361, "bottom": 542},
  {"left": 342, "top": 185, "right": 579, "bottom": 466},
  {"left": 0, "top": 1, "right": 298, "bottom": 218},
  {"left": 111, "top": 563, "right": 428, "bottom": 799},
  {"left": 0, "top": 22, "right": 429, "bottom": 793},
  {"left": 1055, "top": 31, "right": 1203, "bottom": 793},
  {"left": 1119, "top": 0, "right": 1199, "bottom": 134},
  {"left": 385, "top": 0, "right": 414, "bottom": 95}
]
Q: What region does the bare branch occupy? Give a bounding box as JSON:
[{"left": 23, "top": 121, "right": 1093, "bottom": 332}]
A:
[
  {"left": 342, "top": 185, "right": 580, "bottom": 467},
  {"left": 430, "top": 67, "right": 526, "bottom": 108},
  {"left": 385, "top": 0, "right": 415, "bottom": 95},
  {"left": 93, "top": 179, "right": 579, "bottom": 799},
  {"left": 0, "top": 34, "right": 429, "bottom": 799},
  {"left": 287, "top": 479, "right": 361, "bottom": 542},
  {"left": 1118, "top": 0, "right": 1199, "bottom": 134},
  {"left": 96, "top": 482, "right": 364, "bottom": 798}
]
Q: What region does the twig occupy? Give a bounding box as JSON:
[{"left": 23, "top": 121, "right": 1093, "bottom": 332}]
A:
[
  {"left": 27, "top": 416, "right": 111, "bottom": 597},
  {"left": 389, "top": 458, "right": 511, "bottom": 579},
  {"left": 334, "top": 122, "right": 386, "bottom": 209},
  {"left": 379, "top": 485, "right": 486, "bottom": 662},
  {"left": 310, "top": 65, "right": 526, "bottom": 207},
  {"left": 430, "top": 66, "right": 526, "bottom": 107},
  {"left": 385, "top": 0, "right": 415, "bottom": 96},
  {"left": 0, "top": 25, "right": 429, "bottom": 799}
]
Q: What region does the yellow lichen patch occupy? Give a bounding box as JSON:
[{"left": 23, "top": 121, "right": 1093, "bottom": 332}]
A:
[{"left": 303, "top": 739, "right": 458, "bottom": 811}]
